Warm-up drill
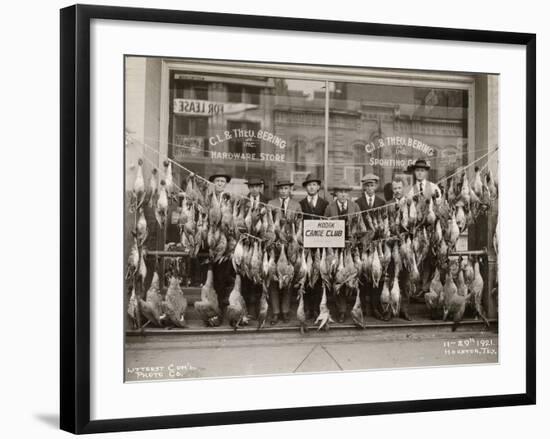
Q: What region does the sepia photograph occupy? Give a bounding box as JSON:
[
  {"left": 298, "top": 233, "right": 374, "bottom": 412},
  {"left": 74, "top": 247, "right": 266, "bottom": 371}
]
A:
[{"left": 124, "top": 56, "right": 499, "bottom": 382}]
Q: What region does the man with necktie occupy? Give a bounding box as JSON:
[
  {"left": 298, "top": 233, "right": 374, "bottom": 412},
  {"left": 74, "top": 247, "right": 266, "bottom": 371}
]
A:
[
  {"left": 268, "top": 179, "right": 302, "bottom": 223},
  {"left": 354, "top": 173, "right": 386, "bottom": 320},
  {"left": 241, "top": 176, "right": 269, "bottom": 320},
  {"left": 355, "top": 173, "right": 386, "bottom": 227},
  {"left": 388, "top": 175, "right": 412, "bottom": 320},
  {"left": 268, "top": 179, "right": 302, "bottom": 324},
  {"left": 324, "top": 185, "right": 360, "bottom": 323},
  {"left": 406, "top": 159, "right": 440, "bottom": 200},
  {"left": 246, "top": 176, "right": 268, "bottom": 207},
  {"left": 406, "top": 159, "right": 440, "bottom": 299},
  {"left": 207, "top": 168, "right": 235, "bottom": 321},
  {"left": 299, "top": 173, "right": 329, "bottom": 320}
]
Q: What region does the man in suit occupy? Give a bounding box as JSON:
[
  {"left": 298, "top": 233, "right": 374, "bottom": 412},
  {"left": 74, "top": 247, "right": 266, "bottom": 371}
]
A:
[
  {"left": 241, "top": 176, "right": 269, "bottom": 320},
  {"left": 354, "top": 173, "right": 387, "bottom": 320},
  {"left": 245, "top": 176, "right": 269, "bottom": 209},
  {"left": 299, "top": 173, "right": 329, "bottom": 320},
  {"left": 324, "top": 185, "right": 361, "bottom": 323},
  {"left": 268, "top": 179, "right": 302, "bottom": 223},
  {"left": 389, "top": 175, "right": 412, "bottom": 321},
  {"left": 406, "top": 159, "right": 440, "bottom": 298},
  {"left": 406, "top": 159, "right": 440, "bottom": 200},
  {"left": 207, "top": 168, "right": 235, "bottom": 322},
  {"left": 355, "top": 172, "right": 386, "bottom": 225},
  {"left": 268, "top": 179, "right": 302, "bottom": 324}
]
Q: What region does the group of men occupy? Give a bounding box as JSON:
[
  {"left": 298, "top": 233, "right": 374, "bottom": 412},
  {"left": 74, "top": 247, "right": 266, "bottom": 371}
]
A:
[{"left": 206, "top": 158, "right": 439, "bottom": 325}]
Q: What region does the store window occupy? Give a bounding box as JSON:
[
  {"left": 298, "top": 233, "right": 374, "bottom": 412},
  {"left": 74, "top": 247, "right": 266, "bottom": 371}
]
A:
[
  {"left": 167, "top": 68, "right": 469, "bottom": 203},
  {"left": 328, "top": 81, "right": 468, "bottom": 201},
  {"left": 168, "top": 71, "right": 326, "bottom": 199}
]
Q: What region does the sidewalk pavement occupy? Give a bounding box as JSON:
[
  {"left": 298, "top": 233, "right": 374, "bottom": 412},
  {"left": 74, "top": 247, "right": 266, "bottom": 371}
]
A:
[{"left": 125, "top": 325, "right": 498, "bottom": 381}]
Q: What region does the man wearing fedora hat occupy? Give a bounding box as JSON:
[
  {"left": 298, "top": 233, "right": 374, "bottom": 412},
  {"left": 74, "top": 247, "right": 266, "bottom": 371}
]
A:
[
  {"left": 267, "top": 179, "right": 302, "bottom": 324},
  {"left": 354, "top": 172, "right": 387, "bottom": 320},
  {"left": 299, "top": 173, "right": 328, "bottom": 221},
  {"left": 268, "top": 179, "right": 302, "bottom": 223},
  {"left": 324, "top": 184, "right": 361, "bottom": 219},
  {"left": 406, "top": 159, "right": 440, "bottom": 300},
  {"left": 207, "top": 168, "right": 232, "bottom": 204},
  {"left": 406, "top": 159, "right": 440, "bottom": 200},
  {"left": 299, "top": 173, "right": 329, "bottom": 320},
  {"left": 241, "top": 176, "right": 269, "bottom": 320},
  {"left": 245, "top": 176, "right": 268, "bottom": 209},
  {"left": 324, "top": 185, "right": 360, "bottom": 323},
  {"left": 206, "top": 168, "right": 236, "bottom": 321}
]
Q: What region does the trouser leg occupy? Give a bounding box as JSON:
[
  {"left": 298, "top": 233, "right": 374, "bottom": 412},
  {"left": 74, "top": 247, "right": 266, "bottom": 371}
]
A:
[
  {"left": 213, "top": 260, "right": 234, "bottom": 316},
  {"left": 399, "top": 269, "right": 411, "bottom": 319},
  {"left": 369, "top": 281, "right": 384, "bottom": 320},
  {"left": 269, "top": 282, "right": 280, "bottom": 316},
  {"left": 305, "top": 280, "right": 322, "bottom": 318},
  {"left": 304, "top": 285, "right": 314, "bottom": 316},
  {"left": 281, "top": 286, "right": 291, "bottom": 315},
  {"left": 359, "top": 281, "right": 369, "bottom": 315},
  {"left": 241, "top": 277, "right": 258, "bottom": 318},
  {"left": 421, "top": 254, "right": 435, "bottom": 293},
  {"left": 335, "top": 292, "right": 347, "bottom": 314}
]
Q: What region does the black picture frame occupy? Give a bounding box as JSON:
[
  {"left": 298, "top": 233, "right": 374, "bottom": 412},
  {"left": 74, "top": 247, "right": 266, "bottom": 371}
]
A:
[{"left": 60, "top": 4, "right": 536, "bottom": 434}]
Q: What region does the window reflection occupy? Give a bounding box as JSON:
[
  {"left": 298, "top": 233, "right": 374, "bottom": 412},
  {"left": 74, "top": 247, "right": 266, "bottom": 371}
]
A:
[
  {"left": 166, "top": 72, "right": 469, "bottom": 203},
  {"left": 328, "top": 81, "right": 468, "bottom": 201},
  {"left": 168, "top": 73, "right": 327, "bottom": 199}
]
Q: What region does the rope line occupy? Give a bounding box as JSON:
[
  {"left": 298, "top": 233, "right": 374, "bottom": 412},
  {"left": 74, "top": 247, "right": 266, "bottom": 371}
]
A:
[
  {"left": 128, "top": 135, "right": 327, "bottom": 219},
  {"left": 127, "top": 134, "right": 498, "bottom": 221}
]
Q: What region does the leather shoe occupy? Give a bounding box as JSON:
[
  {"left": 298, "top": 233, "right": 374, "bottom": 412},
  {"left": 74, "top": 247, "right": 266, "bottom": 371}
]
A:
[
  {"left": 400, "top": 311, "right": 412, "bottom": 321},
  {"left": 282, "top": 312, "right": 290, "bottom": 323},
  {"left": 338, "top": 312, "right": 346, "bottom": 323},
  {"left": 270, "top": 314, "right": 279, "bottom": 325}
]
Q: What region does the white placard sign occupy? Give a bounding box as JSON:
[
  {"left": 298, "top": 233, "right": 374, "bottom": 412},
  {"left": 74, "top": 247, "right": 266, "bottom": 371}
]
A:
[{"left": 303, "top": 220, "right": 345, "bottom": 248}]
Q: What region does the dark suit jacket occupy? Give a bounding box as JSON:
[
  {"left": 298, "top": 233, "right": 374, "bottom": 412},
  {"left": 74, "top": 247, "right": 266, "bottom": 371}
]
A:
[
  {"left": 324, "top": 200, "right": 361, "bottom": 219},
  {"left": 354, "top": 192, "right": 386, "bottom": 224},
  {"left": 268, "top": 197, "right": 302, "bottom": 222},
  {"left": 244, "top": 193, "right": 269, "bottom": 208},
  {"left": 299, "top": 196, "right": 329, "bottom": 220}
]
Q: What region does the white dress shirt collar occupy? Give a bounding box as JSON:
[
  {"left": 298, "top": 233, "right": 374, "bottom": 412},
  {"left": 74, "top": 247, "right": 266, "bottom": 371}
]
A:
[{"left": 364, "top": 192, "right": 374, "bottom": 205}]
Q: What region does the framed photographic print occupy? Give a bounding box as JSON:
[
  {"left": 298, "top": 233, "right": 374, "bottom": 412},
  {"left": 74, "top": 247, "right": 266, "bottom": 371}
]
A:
[{"left": 60, "top": 4, "right": 536, "bottom": 434}]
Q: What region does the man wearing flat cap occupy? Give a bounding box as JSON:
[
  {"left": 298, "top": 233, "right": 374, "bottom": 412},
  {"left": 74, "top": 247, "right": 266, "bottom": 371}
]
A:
[
  {"left": 241, "top": 176, "right": 269, "bottom": 320},
  {"left": 206, "top": 168, "right": 235, "bottom": 322},
  {"left": 324, "top": 185, "right": 360, "bottom": 323},
  {"left": 267, "top": 179, "right": 302, "bottom": 324},
  {"left": 355, "top": 173, "right": 386, "bottom": 225},
  {"left": 354, "top": 172, "right": 387, "bottom": 320},
  {"left": 299, "top": 173, "right": 329, "bottom": 320}
]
